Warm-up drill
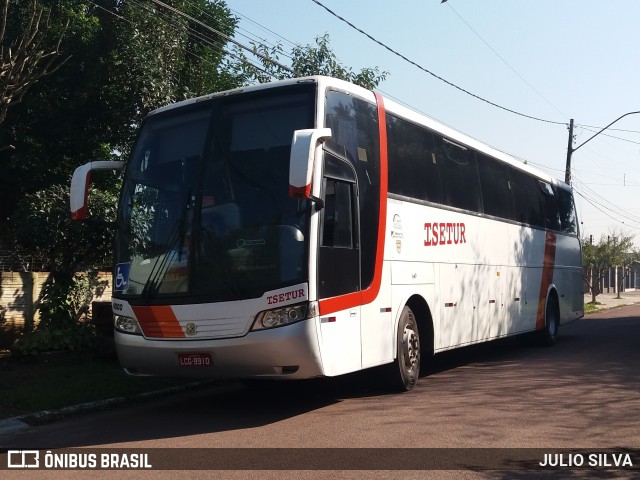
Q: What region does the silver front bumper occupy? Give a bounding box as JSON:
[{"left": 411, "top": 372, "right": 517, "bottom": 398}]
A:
[{"left": 115, "top": 318, "right": 324, "bottom": 379}]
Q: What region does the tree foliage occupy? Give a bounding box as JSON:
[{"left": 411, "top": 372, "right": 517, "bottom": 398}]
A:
[
  {"left": 8, "top": 182, "right": 115, "bottom": 353},
  {"left": 228, "top": 33, "right": 388, "bottom": 90},
  {"left": 107, "top": 0, "right": 239, "bottom": 150},
  {"left": 10, "top": 183, "right": 119, "bottom": 274},
  {"left": 582, "top": 233, "right": 639, "bottom": 303},
  {"left": 0, "top": 0, "right": 238, "bottom": 224}
]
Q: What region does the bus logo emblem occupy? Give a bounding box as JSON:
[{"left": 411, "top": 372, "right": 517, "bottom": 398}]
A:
[{"left": 185, "top": 323, "right": 197, "bottom": 336}]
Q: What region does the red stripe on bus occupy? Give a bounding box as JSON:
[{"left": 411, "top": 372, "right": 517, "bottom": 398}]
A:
[
  {"left": 319, "top": 91, "right": 388, "bottom": 316},
  {"left": 536, "top": 231, "right": 557, "bottom": 330},
  {"left": 133, "top": 305, "right": 185, "bottom": 338}
]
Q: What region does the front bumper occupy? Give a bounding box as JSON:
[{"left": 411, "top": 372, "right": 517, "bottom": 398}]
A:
[{"left": 115, "top": 318, "right": 324, "bottom": 379}]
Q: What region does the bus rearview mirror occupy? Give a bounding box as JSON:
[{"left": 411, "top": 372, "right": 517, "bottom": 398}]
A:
[
  {"left": 70, "top": 160, "right": 125, "bottom": 220},
  {"left": 289, "top": 128, "right": 332, "bottom": 200}
]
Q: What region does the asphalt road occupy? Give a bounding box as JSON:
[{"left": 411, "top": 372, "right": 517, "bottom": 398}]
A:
[{"left": 2, "top": 305, "right": 640, "bottom": 479}]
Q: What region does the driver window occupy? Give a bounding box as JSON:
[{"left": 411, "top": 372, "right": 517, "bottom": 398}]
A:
[{"left": 322, "top": 178, "right": 355, "bottom": 248}]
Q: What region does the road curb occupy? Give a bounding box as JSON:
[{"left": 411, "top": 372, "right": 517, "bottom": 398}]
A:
[{"left": 0, "top": 380, "right": 219, "bottom": 435}]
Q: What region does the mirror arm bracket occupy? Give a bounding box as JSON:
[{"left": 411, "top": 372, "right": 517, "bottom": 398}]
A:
[{"left": 309, "top": 195, "right": 324, "bottom": 211}]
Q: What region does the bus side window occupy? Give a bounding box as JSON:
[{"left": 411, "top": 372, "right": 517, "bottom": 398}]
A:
[
  {"left": 508, "top": 167, "right": 545, "bottom": 228},
  {"left": 435, "top": 136, "right": 483, "bottom": 213},
  {"left": 540, "top": 181, "right": 561, "bottom": 231},
  {"left": 322, "top": 178, "right": 355, "bottom": 248},
  {"left": 387, "top": 114, "right": 442, "bottom": 204},
  {"left": 558, "top": 188, "right": 578, "bottom": 235},
  {"left": 477, "top": 153, "right": 514, "bottom": 220}
]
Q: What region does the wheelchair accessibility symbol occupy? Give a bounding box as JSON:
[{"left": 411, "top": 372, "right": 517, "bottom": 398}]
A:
[{"left": 114, "top": 263, "right": 130, "bottom": 292}]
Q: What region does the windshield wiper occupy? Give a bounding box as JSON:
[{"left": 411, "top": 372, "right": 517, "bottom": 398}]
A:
[
  {"left": 141, "top": 221, "right": 180, "bottom": 300},
  {"left": 142, "top": 188, "right": 192, "bottom": 299}
]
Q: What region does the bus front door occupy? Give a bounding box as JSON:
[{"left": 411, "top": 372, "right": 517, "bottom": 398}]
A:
[{"left": 316, "top": 173, "right": 362, "bottom": 376}]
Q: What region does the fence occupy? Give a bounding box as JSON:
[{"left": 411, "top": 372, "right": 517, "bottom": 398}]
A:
[
  {"left": 0, "top": 250, "right": 48, "bottom": 273},
  {"left": 0, "top": 271, "right": 112, "bottom": 347}
]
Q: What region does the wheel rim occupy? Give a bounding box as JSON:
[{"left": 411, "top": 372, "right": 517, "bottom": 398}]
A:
[
  {"left": 402, "top": 324, "right": 419, "bottom": 373},
  {"left": 548, "top": 315, "right": 557, "bottom": 337},
  {"left": 547, "top": 305, "right": 558, "bottom": 337}
]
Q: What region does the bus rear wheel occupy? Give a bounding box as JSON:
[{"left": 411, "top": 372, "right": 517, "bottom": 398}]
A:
[
  {"left": 539, "top": 297, "right": 559, "bottom": 346},
  {"left": 384, "top": 306, "right": 420, "bottom": 391}
]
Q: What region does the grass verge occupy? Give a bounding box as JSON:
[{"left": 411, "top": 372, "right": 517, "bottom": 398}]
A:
[
  {"left": 0, "top": 354, "right": 193, "bottom": 420},
  {"left": 584, "top": 302, "right": 602, "bottom": 314}
]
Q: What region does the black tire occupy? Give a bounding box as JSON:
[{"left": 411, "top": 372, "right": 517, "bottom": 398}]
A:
[
  {"left": 539, "top": 297, "right": 559, "bottom": 346},
  {"left": 384, "top": 306, "right": 420, "bottom": 391}
]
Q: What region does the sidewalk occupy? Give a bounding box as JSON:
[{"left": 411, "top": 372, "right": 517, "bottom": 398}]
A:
[{"left": 584, "top": 289, "right": 640, "bottom": 310}]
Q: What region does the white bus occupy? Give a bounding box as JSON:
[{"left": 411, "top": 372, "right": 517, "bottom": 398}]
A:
[{"left": 71, "top": 76, "right": 583, "bottom": 391}]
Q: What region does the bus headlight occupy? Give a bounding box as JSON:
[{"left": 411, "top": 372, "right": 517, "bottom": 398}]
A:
[
  {"left": 114, "top": 315, "right": 142, "bottom": 335},
  {"left": 252, "top": 302, "right": 311, "bottom": 331}
]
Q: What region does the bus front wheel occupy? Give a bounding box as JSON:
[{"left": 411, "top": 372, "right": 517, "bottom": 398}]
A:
[{"left": 384, "top": 306, "right": 420, "bottom": 391}]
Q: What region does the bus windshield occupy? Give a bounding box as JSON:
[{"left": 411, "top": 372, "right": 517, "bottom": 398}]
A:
[{"left": 115, "top": 86, "right": 315, "bottom": 302}]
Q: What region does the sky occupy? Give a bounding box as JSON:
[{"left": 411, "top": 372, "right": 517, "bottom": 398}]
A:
[{"left": 224, "top": 0, "right": 640, "bottom": 245}]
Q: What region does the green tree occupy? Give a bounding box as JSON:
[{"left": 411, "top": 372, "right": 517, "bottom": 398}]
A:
[
  {"left": 9, "top": 183, "right": 116, "bottom": 353},
  {"left": 107, "top": 0, "right": 239, "bottom": 151},
  {"left": 228, "top": 33, "right": 388, "bottom": 90},
  {"left": 0, "top": 0, "right": 70, "bottom": 125},
  {"left": 0, "top": 0, "right": 239, "bottom": 223},
  {"left": 582, "top": 233, "right": 638, "bottom": 303},
  {"left": 11, "top": 184, "right": 118, "bottom": 274}
]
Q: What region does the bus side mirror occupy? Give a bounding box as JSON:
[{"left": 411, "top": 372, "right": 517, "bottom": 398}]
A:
[
  {"left": 289, "top": 128, "right": 332, "bottom": 200},
  {"left": 70, "top": 161, "right": 125, "bottom": 220}
]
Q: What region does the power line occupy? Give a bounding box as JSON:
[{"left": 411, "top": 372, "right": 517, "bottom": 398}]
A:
[
  {"left": 226, "top": 5, "right": 298, "bottom": 49},
  {"left": 180, "top": 0, "right": 296, "bottom": 63},
  {"left": 574, "top": 176, "right": 640, "bottom": 220},
  {"left": 442, "top": 2, "right": 640, "bottom": 137},
  {"left": 576, "top": 123, "right": 640, "bottom": 134},
  {"left": 572, "top": 177, "right": 640, "bottom": 228},
  {"left": 148, "top": 0, "right": 297, "bottom": 75},
  {"left": 128, "top": 0, "right": 241, "bottom": 66},
  {"left": 87, "top": 0, "right": 279, "bottom": 81},
  {"left": 575, "top": 123, "right": 640, "bottom": 146},
  {"left": 310, "top": 0, "right": 566, "bottom": 126},
  {"left": 573, "top": 187, "right": 638, "bottom": 229},
  {"left": 443, "top": 0, "right": 568, "bottom": 120}
]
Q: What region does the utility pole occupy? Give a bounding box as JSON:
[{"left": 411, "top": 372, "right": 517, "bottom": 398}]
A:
[
  {"left": 565, "top": 111, "right": 640, "bottom": 186},
  {"left": 565, "top": 118, "right": 574, "bottom": 184}
]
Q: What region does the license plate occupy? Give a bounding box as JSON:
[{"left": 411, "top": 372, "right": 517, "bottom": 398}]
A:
[{"left": 178, "top": 353, "right": 213, "bottom": 367}]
